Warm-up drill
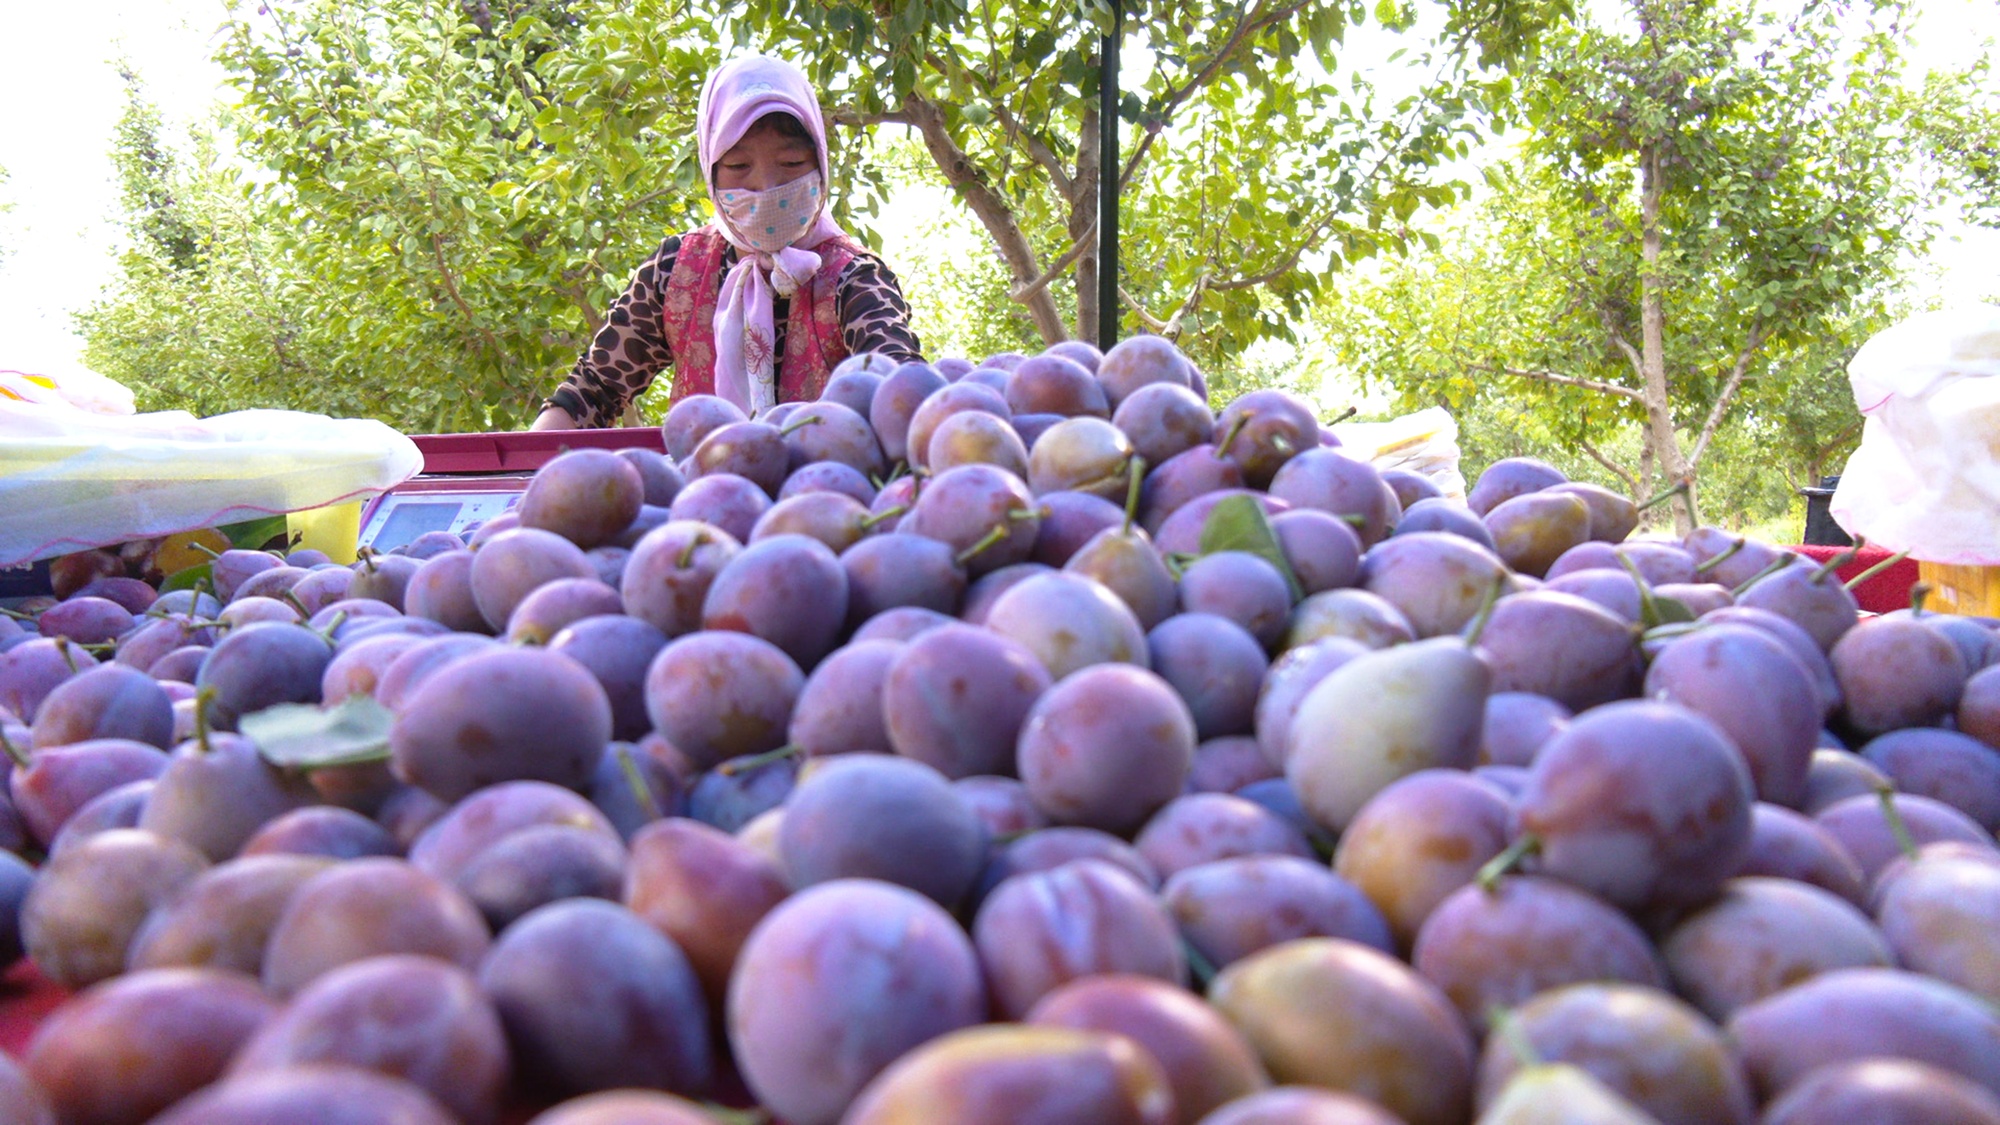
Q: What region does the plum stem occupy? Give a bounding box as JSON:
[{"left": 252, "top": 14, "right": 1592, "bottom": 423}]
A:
[
  {"left": 1636, "top": 478, "right": 1689, "bottom": 515},
  {"left": 1476, "top": 832, "right": 1540, "bottom": 892},
  {"left": 860, "top": 505, "right": 906, "bottom": 530},
  {"left": 189, "top": 540, "right": 224, "bottom": 560},
  {"left": 699, "top": 1105, "right": 771, "bottom": 1125},
  {"left": 1641, "top": 620, "right": 1705, "bottom": 646},
  {"left": 356, "top": 546, "right": 380, "bottom": 574},
  {"left": 1693, "top": 538, "right": 1745, "bottom": 576},
  {"left": 678, "top": 532, "right": 708, "bottom": 569},
  {"left": 1614, "top": 553, "right": 1666, "bottom": 622},
  {"left": 717, "top": 743, "right": 801, "bottom": 777},
  {"left": 280, "top": 590, "right": 311, "bottom": 620},
  {"left": 1489, "top": 1006, "right": 1544, "bottom": 1069},
  {"left": 616, "top": 745, "right": 664, "bottom": 823},
  {"left": 1327, "top": 404, "right": 1360, "bottom": 424},
  {"left": 956, "top": 525, "right": 1010, "bottom": 566},
  {"left": 1214, "top": 411, "right": 1253, "bottom": 459},
  {"left": 1809, "top": 536, "right": 1868, "bottom": 585},
  {"left": 53, "top": 637, "right": 80, "bottom": 674},
  {"left": 1909, "top": 581, "right": 1933, "bottom": 614},
  {"left": 1123, "top": 453, "right": 1147, "bottom": 534},
  {"left": 314, "top": 611, "right": 348, "bottom": 647},
  {"left": 0, "top": 724, "right": 29, "bottom": 769},
  {"left": 872, "top": 460, "right": 909, "bottom": 491},
  {"left": 778, "top": 414, "right": 823, "bottom": 438},
  {"left": 1461, "top": 574, "right": 1509, "bottom": 648},
  {"left": 1875, "top": 784, "right": 1920, "bottom": 860},
  {"left": 1181, "top": 938, "right": 1220, "bottom": 989},
  {"left": 192, "top": 685, "right": 218, "bottom": 755},
  {"left": 1843, "top": 549, "right": 1912, "bottom": 594},
  {"left": 0, "top": 607, "right": 33, "bottom": 622},
  {"left": 1730, "top": 556, "right": 1793, "bottom": 598}
]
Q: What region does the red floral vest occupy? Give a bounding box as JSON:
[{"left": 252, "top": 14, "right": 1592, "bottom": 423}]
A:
[{"left": 660, "top": 226, "right": 860, "bottom": 406}]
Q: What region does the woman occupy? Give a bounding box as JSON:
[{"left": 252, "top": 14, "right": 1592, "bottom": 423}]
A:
[{"left": 533, "top": 54, "right": 923, "bottom": 430}]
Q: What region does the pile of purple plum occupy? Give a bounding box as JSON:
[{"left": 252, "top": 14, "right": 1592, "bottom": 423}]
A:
[{"left": 2, "top": 334, "right": 1999, "bottom": 1125}]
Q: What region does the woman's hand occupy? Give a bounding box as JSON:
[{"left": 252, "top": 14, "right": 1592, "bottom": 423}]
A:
[{"left": 530, "top": 405, "right": 578, "bottom": 431}]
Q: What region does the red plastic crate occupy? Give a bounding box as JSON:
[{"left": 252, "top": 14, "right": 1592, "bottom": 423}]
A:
[{"left": 412, "top": 427, "right": 666, "bottom": 476}]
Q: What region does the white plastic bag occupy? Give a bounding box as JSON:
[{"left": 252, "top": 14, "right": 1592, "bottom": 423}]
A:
[
  {"left": 0, "top": 401, "right": 423, "bottom": 567},
  {"left": 1830, "top": 304, "right": 2000, "bottom": 565},
  {"left": 1329, "top": 405, "right": 1467, "bottom": 501},
  {"left": 0, "top": 359, "right": 138, "bottom": 416}
]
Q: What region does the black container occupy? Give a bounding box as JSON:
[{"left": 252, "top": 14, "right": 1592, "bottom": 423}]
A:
[
  {"left": 1800, "top": 474, "right": 1852, "bottom": 547},
  {"left": 0, "top": 558, "right": 53, "bottom": 601}
]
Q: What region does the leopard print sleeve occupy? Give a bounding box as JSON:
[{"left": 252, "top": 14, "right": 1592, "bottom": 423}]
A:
[
  {"left": 545, "top": 236, "right": 681, "bottom": 428},
  {"left": 837, "top": 253, "right": 925, "bottom": 363}
]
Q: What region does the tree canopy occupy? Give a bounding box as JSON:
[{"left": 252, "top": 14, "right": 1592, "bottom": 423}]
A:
[
  {"left": 81, "top": 0, "right": 1563, "bottom": 430},
  {"left": 739, "top": 0, "right": 1565, "bottom": 364},
  {"left": 1328, "top": 0, "right": 2000, "bottom": 530},
  {"left": 71, "top": 0, "right": 1999, "bottom": 534}
]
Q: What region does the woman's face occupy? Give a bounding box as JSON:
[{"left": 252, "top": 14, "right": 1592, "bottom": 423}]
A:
[{"left": 714, "top": 117, "right": 816, "bottom": 193}]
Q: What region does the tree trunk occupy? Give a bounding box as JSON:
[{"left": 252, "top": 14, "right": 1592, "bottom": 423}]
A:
[
  {"left": 1637, "top": 140, "right": 1698, "bottom": 533},
  {"left": 1071, "top": 100, "right": 1101, "bottom": 345},
  {"left": 900, "top": 91, "right": 1070, "bottom": 344}
]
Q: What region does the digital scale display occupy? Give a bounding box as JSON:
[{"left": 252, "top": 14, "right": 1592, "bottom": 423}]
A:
[
  {"left": 356, "top": 428, "right": 668, "bottom": 556},
  {"left": 357, "top": 482, "right": 528, "bottom": 554},
  {"left": 369, "top": 502, "right": 464, "bottom": 547}
]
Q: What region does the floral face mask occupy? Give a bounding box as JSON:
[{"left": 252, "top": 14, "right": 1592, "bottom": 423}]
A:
[{"left": 716, "top": 173, "right": 823, "bottom": 256}]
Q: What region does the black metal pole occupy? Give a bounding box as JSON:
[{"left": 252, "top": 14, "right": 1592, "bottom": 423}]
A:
[{"left": 1098, "top": 0, "right": 1121, "bottom": 352}]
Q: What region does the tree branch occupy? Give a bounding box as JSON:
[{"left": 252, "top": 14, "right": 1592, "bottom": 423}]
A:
[
  {"left": 1120, "top": 0, "right": 1316, "bottom": 190},
  {"left": 1119, "top": 274, "right": 1210, "bottom": 339},
  {"left": 1685, "top": 324, "right": 1772, "bottom": 471},
  {"left": 1120, "top": 284, "right": 1174, "bottom": 334},
  {"left": 1208, "top": 222, "right": 1330, "bottom": 291},
  {"left": 1814, "top": 417, "right": 1864, "bottom": 462},
  {"left": 1580, "top": 438, "right": 1640, "bottom": 494},
  {"left": 992, "top": 102, "right": 1075, "bottom": 198},
  {"left": 428, "top": 231, "right": 509, "bottom": 364},
  {"left": 1013, "top": 219, "right": 1097, "bottom": 302},
  {"left": 828, "top": 108, "right": 911, "bottom": 129},
  {"left": 1597, "top": 305, "right": 1645, "bottom": 382},
  {"left": 899, "top": 90, "right": 1068, "bottom": 342},
  {"left": 1463, "top": 361, "right": 1645, "bottom": 401}
]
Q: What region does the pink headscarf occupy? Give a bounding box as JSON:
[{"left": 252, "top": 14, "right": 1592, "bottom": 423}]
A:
[{"left": 697, "top": 55, "right": 845, "bottom": 414}]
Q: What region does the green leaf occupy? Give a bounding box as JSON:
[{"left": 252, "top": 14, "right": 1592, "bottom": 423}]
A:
[
  {"left": 1641, "top": 594, "right": 1697, "bottom": 629},
  {"left": 220, "top": 515, "right": 290, "bottom": 550},
  {"left": 241, "top": 695, "right": 396, "bottom": 771},
  {"left": 1198, "top": 494, "right": 1304, "bottom": 602},
  {"left": 158, "top": 563, "right": 214, "bottom": 594}
]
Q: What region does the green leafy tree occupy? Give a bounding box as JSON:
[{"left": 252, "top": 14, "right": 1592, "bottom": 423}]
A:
[
  {"left": 197, "top": 0, "right": 720, "bottom": 430},
  {"left": 732, "top": 0, "right": 1566, "bottom": 369},
  {"left": 1329, "top": 0, "right": 2000, "bottom": 531},
  {"left": 79, "top": 69, "right": 327, "bottom": 420}
]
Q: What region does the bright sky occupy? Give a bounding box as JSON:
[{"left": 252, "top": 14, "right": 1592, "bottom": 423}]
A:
[
  {"left": 0, "top": 0, "right": 231, "bottom": 372},
  {"left": 1, "top": 0, "right": 1994, "bottom": 381}
]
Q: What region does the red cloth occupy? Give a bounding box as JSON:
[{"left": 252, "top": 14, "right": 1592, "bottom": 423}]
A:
[
  {"left": 1789, "top": 544, "right": 1920, "bottom": 616},
  {"left": 0, "top": 961, "right": 68, "bottom": 1060},
  {"left": 662, "top": 227, "right": 861, "bottom": 406}
]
